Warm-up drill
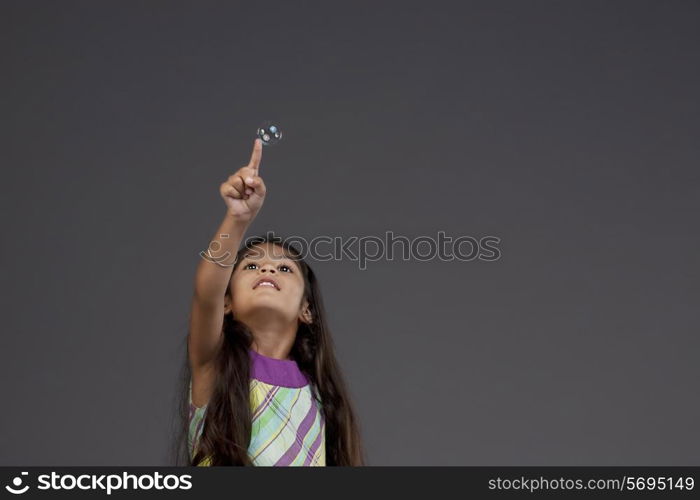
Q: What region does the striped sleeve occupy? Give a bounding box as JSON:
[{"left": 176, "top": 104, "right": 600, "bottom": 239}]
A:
[{"left": 187, "top": 379, "right": 208, "bottom": 463}]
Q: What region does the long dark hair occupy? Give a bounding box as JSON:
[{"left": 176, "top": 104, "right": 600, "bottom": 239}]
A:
[{"left": 170, "top": 233, "right": 365, "bottom": 466}]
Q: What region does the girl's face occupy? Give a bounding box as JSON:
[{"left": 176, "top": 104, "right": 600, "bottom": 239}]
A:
[{"left": 228, "top": 242, "right": 310, "bottom": 326}]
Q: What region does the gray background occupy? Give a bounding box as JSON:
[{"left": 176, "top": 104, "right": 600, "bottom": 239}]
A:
[{"left": 1, "top": 0, "right": 698, "bottom": 465}]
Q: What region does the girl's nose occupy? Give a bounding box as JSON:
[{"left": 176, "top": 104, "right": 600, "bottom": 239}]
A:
[{"left": 260, "top": 264, "right": 276, "bottom": 274}]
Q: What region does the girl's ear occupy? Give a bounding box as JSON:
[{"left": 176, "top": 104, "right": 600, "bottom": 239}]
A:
[
  {"left": 223, "top": 293, "right": 232, "bottom": 315},
  {"left": 298, "top": 300, "right": 313, "bottom": 325}
]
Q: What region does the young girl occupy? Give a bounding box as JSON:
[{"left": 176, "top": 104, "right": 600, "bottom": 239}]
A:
[{"left": 180, "top": 138, "right": 364, "bottom": 466}]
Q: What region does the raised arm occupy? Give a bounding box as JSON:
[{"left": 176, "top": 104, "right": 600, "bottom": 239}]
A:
[{"left": 188, "top": 138, "right": 267, "bottom": 372}]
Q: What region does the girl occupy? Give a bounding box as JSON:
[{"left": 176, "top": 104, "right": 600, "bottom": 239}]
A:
[{"left": 178, "top": 138, "right": 364, "bottom": 466}]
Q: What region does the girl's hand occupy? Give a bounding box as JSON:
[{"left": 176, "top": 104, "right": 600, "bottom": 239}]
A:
[{"left": 220, "top": 138, "right": 267, "bottom": 223}]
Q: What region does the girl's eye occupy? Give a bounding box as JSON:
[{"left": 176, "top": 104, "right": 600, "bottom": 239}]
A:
[{"left": 243, "top": 262, "right": 292, "bottom": 272}]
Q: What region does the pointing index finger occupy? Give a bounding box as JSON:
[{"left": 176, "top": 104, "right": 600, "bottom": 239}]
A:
[{"left": 248, "top": 138, "right": 262, "bottom": 174}]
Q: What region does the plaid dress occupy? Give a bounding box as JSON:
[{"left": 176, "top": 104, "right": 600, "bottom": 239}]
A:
[{"left": 188, "top": 348, "right": 326, "bottom": 466}]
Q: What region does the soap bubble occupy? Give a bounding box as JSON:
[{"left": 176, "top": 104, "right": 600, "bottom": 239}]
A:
[{"left": 257, "top": 121, "right": 283, "bottom": 146}]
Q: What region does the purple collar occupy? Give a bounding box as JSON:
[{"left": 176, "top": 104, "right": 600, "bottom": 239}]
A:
[{"left": 248, "top": 348, "right": 310, "bottom": 388}]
